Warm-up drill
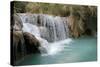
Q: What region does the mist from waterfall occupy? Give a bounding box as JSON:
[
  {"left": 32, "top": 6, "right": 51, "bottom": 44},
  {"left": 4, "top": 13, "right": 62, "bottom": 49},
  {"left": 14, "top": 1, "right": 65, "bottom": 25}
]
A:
[{"left": 19, "top": 13, "right": 72, "bottom": 56}]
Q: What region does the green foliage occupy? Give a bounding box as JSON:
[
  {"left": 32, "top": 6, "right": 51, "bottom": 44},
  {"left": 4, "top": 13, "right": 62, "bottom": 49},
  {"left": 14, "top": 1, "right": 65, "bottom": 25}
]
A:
[
  {"left": 13, "top": 1, "right": 97, "bottom": 18},
  {"left": 13, "top": 1, "right": 28, "bottom": 13}
]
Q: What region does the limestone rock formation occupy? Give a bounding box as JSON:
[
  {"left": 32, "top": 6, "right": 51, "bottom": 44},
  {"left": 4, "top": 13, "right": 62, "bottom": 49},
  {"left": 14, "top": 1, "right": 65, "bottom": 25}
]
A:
[
  {"left": 23, "top": 32, "right": 40, "bottom": 54},
  {"left": 67, "top": 15, "right": 84, "bottom": 38},
  {"left": 12, "top": 31, "right": 25, "bottom": 64},
  {"left": 11, "top": 14, "right": 23, "bottom": 31}
]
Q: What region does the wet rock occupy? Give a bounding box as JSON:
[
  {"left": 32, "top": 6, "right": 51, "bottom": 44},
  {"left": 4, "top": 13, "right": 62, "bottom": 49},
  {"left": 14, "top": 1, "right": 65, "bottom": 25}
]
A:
[
  {"left": 11, "top": 14, "right": 23, "bottom": 31},
  {"left": 67, "top": 15, "right": 84, "bottom": 38},
  {"left": 12, "top": 31, "right": 41, "bottom": 65},
  {"left": 23, "top": 32, "right": 41, "bottom": 54},
  {"left": 12, "top": 31, "right": 25, "bottom": 65},
  {"left": 84, "top": 16, "right": 97, "bottom": 36}
]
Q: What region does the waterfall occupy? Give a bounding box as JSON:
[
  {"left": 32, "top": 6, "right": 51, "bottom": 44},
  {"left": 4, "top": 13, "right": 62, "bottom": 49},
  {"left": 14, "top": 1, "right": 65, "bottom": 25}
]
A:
[
  {"left": 18, "top": 13, "right": 72, "bottom": 56},
  {"left": 38, "top": 14, "right": 69, "bottom": 42}
]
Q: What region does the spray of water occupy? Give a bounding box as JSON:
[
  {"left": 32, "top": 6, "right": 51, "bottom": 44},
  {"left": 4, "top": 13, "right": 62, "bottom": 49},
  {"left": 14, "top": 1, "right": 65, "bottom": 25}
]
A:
[{"left": 41, "top": 38, "right": 72, "bottom": 56}]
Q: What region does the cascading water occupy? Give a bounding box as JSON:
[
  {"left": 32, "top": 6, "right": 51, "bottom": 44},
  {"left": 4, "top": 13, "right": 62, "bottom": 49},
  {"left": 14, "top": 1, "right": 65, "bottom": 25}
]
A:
[
  {"left": 18, "top": 13, "right": 72, "bottom": 56},
  {"left": 38, "top": 14, "right": 69, "bottom": 42}
]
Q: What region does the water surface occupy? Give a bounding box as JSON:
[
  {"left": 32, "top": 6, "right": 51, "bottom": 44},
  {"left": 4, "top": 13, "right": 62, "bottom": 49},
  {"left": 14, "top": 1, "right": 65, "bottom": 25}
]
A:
[{"left": 17, "top": 36, "right": 97, "bottom": 65}]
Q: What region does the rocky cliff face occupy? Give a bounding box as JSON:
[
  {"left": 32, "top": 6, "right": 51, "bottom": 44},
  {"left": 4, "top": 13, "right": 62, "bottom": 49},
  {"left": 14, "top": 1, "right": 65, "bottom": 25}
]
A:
[
  {"left": 11, "top": 14, "right": 23, "bottom": 31},
  {"left": 67, "top": 14, "right": 97, "bottom": 37},
  {"left": 67, "top": 15, "right": 84, "bottom": 37}
]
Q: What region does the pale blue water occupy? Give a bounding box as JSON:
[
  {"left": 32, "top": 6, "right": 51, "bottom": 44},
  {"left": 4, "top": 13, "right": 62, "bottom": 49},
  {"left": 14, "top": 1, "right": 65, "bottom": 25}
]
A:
[{"left": 17, "top": 36, "right": 97, "bottom": 65}]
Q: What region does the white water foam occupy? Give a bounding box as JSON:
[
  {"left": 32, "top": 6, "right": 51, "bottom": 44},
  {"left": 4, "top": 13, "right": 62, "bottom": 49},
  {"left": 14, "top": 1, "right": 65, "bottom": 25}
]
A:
[{"left": 41, "top": 38, "right": 72, "bottom": 56}]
